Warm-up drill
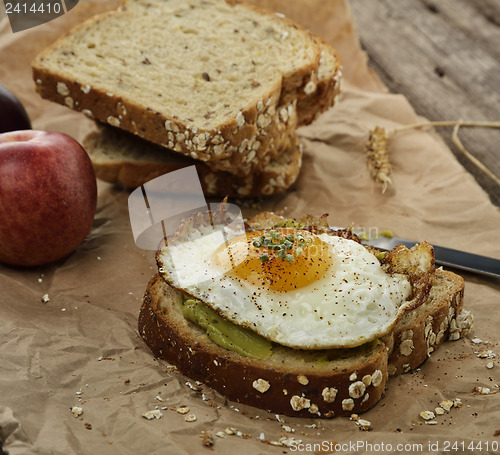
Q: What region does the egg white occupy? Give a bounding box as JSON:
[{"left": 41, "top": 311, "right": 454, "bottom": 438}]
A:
[{"left": 157, "top": 231, "right": 412, "bottom": 349}]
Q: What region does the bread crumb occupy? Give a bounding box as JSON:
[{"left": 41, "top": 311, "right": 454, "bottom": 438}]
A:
[{"left": 41, "top": 294, "right": 50, "bottom": 303}]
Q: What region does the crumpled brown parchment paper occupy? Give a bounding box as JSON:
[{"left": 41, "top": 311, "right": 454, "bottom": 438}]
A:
[{"left": 1, "top": 1, "right": 499, "bottom": 454}]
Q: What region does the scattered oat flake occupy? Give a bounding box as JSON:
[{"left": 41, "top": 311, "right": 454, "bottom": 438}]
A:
[
  {"left": 357, "top": 419, "right": 372, "bottom": 431},
  {"left": 216, "top": 431, "right": 226, "bottom": 439},
  {"left": 487, "top": 362, "right": 494, "bottom": 369},
  {"left": 143, "top": 410, "right": 162, "bottom": 420},
  {"left": 425, "top": 420, "right": 438, "bottom": 425},
  {"left": 477, "top": 350, "right": 496, "bottom": 359},
  {"left": 474, "top": 386, "right": 491, "bottom": 395},
  {"left": 41, "top": 294, "right": 50, "bottom": 303},
  {"left": 225, "top": 427, "right": 236, "bottom": 435},
  {"left": 155, "top": 395, "right": 164, "bottom": 402},
  {"left": 200, "top": 430, "right": 213, "bottom": 447},
  {"left": 186, "top": 381, "right": 201, "bottom": 391},
  {"left": 71, "top": 406, "right": 83, "bottom": 417},
  {"left": 420, "top": 410, "right": 435, "bottom": 420},
  {"left": 440, "top": 400, "right": 454, "bottom": 412},
  {"left": 176, "top": 406, "right": 190, "bottom": 414},
  {"left": 185, "top": 414, "right": 197, "bottom": 422},
  {"left": 435, "top": 407, "right": 446, "bottom": 415},
  {"left": 472, "top": 338, "right": 483, "bottom": 344}
]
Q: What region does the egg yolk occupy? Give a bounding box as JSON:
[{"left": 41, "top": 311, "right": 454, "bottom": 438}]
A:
[{"left": 212, "top": 228, "right": 332, "bottom": 292}]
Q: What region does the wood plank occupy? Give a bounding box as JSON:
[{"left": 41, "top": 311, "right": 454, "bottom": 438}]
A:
[{"left": 349, "top": 0, "right": 500, "bottom": 205}]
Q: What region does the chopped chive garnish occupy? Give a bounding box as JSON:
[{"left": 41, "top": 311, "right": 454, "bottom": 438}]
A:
[
  {"left": 285, "top": 254, "right": 294, "bottom": 263},
  {"left": 277, "top": 249, "right": 286, "bottom": 260},
  {"left": 260, "top": 254, "right": 269, "bottom": 262}
]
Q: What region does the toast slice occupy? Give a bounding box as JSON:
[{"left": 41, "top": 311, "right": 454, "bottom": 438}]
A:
[
  {"left": 139, "top": 269, "right": 468, "bottom": 418},
  {"left": 83, "top": 125, "right": 302, "bottom": 197},
  {"left": 138, "top": 211, "right": 472, "bottom": 417},
  {"left": 32, "top": 0, "right": 340, "bottom": 176}
]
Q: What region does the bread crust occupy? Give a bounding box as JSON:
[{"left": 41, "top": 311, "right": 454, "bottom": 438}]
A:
[
  {"left": 138, "top": 267, "right": 467, "bottom": 418},
  {"left": 84, "top": 127, "right": 303, "bottom": 197}
]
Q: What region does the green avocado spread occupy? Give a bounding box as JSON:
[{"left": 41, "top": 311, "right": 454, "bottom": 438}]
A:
[{"left": 181, "top": 298, "right": 273, "bottom": 360}]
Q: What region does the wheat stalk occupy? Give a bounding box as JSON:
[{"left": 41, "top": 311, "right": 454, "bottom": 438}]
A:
[{"left": 365, "top": 120, "right": 500, "bottom": 191}]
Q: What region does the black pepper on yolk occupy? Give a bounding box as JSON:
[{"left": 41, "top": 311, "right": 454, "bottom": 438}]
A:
[{"left": 212, "top": 229, "right": 333, "bottom": 292}]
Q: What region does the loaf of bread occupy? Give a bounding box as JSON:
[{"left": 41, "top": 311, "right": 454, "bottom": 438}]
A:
[
  {"left": 138, "top": 211, "right": 473, "bottom": 418},
  {"left": 32, "top": 0, "right": 342, "bottom": 176},
  {"left": 83, "top": 125, "right": 302, "bottom": 197}
]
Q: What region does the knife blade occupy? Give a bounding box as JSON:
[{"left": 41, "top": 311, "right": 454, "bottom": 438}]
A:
[{"left": 358, "top": 233, "right": 500, "bottom": 279}]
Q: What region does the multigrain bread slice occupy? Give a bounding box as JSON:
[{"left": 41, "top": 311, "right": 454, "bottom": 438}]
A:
[
  {"left": 32, "top": 0, "right": 341, "bottom": 175},
  {"left": 83, "top": 125, "right": 303, "bottom": 197},
  {"left": 138, "top": 211, "right": 473, "bottom": 418},
  {"left": 139, "top": 269, "right": 468, "bottom": 418}
]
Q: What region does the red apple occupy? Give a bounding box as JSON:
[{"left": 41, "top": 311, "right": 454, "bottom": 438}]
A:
[
  {"left": 0, "top": 83, "right": 32, "bottom": 133},
  {"left": 0, "top": 130, "right": 97, "bottom": 266}
]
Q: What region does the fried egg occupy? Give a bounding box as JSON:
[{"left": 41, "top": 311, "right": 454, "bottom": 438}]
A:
[{"left": 157, "top": 227, "right": 412, "bottom": 349}]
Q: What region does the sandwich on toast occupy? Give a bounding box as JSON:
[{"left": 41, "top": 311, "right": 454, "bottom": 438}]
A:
[{"left": 138, "top": 206, "right": 473, "bottom": 417}]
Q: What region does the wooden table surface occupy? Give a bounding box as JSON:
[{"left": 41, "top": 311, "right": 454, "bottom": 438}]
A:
[{"left": 349, "top": 0, "right": 500, "bottom": 206}]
